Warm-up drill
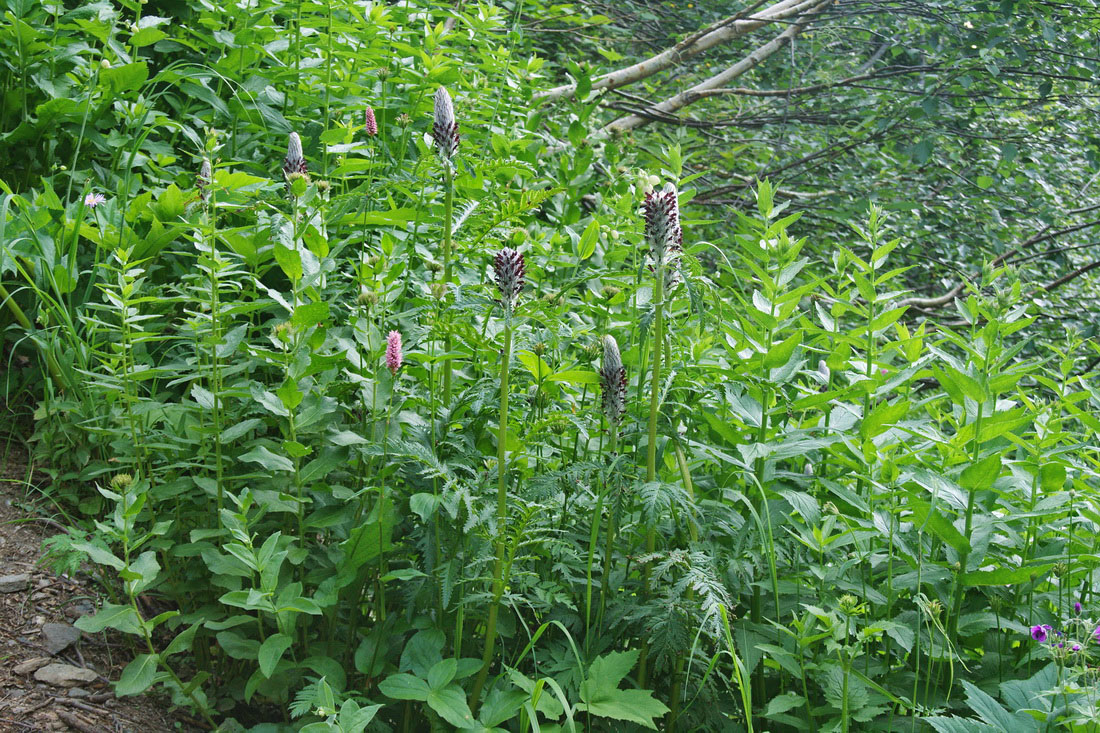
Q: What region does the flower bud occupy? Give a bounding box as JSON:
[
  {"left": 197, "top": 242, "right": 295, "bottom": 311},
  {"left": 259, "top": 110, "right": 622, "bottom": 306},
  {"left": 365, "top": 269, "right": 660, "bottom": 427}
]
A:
[
  {"left": 493, "top": 247, "right": 525, "bottom": 312},
  {"left": 430, "top": 282, "right": 449, "bottom": 300},
  {"left": 432, "top": 87, "right": 459, "bottom": 160},
  {"left": 599, "top": 335, "right": 627, "bottom": 425},
  {"left": 283, "top": 132, "right": 308, "bottom": 178},
  {"left": 197, "top": 158, "right": 212, "bottom": 202}
]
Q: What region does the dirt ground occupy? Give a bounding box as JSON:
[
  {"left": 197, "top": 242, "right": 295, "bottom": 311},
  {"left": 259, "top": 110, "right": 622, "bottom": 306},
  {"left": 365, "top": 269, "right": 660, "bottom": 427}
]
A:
[{"left": 0, "top": 444, "right": 201, "bottom": 732}]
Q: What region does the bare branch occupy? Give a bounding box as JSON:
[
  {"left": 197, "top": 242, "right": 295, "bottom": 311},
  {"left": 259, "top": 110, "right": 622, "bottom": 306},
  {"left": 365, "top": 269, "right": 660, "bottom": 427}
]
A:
[
  {"left": 534, "top": 0, "right": 820, "bottom": 102},
  {"left": 604, "top": 0, "right": 833, "bottom": 134}
]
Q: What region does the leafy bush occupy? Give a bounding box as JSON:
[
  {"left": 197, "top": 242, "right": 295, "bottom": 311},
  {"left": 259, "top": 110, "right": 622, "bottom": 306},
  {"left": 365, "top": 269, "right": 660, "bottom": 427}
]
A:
[{"left": 3, "top": 0, "right": 1100, "bottom": 731}]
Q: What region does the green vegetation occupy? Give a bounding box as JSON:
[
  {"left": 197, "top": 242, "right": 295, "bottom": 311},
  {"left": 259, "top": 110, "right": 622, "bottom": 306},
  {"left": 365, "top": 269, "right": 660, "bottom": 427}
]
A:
[{"left": 3, "top": 0, "right": 1100, "bottom": 730}]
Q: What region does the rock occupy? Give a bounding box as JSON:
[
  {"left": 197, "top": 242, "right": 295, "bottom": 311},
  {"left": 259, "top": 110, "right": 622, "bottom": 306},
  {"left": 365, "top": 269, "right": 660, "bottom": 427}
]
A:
[
  {"left": 67, "top": 687, "right": 90, "bottom": 699},
  {"left": 41, "top": 623, "right": 81, "bottom": 654},
  {"left": 0, "top": 573, "right": 30, "bottom": 592},
  {"left": 14, "top": 657, "right": 51, "bottom": 675},
  {"left": 33, "top": 663, "right": 97, "bottom": 688},
  {"left": 64, "top": 601, "right": 95, "bottom": 619}
]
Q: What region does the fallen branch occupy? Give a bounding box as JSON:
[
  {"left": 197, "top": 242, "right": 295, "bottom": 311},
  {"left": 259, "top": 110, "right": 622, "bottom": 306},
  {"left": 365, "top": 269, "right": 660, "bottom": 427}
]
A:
[
  {"left": 604, "top": 0, "right": 833, "bottom": 134},
  {"left": 535, "top": 0, "right": 818, "bottom": 101}
]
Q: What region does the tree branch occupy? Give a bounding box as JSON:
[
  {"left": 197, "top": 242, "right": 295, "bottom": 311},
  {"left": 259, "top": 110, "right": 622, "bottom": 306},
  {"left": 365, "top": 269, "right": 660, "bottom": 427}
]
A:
[
  {"left": 534, "top": 0, "right": 820, "bottom": 102},
  {"left": 603, "top": 0, "right": 833, "bottom": 134}
]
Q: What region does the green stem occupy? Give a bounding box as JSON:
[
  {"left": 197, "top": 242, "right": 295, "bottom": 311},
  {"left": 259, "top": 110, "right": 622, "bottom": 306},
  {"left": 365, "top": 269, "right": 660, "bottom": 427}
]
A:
[
  {"left": 441, "top": 170, "right": 454, "bottom": 404},
  {"left": 470, "top": 319, "right": 512, "bottom": 711},
  {"left": 638, "top": 265, "right": 665, "bottom": 689}
]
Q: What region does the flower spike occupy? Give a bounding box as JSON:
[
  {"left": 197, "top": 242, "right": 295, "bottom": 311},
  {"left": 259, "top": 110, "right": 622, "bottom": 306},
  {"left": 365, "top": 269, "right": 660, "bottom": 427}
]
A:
[
  {"left": 197, "top": 158, "right": 212, "bottom": 202},
  {"left": 432, "top": 87, "right": 459, "bottom": 160},
  {"left": 493, "top": 247, "right": 525, "bottom": 312},
  {"left": 643, "top": 182, "right": 683, "bottom": 285},
  {"left": 599, "top": 335, "right": 627, "bottom": 425},
  {"left": 365, "top": 107, "right": 378, "bottom": 137},
  {"left": 283, "top": 132, "right": 307, "bottom": 177},
  {"left": 385, "top": 330, "right": 403, "bottom": 375}
]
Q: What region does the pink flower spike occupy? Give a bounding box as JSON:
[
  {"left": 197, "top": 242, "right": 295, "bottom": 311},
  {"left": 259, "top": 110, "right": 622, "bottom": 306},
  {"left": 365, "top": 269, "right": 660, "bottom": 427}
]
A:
[
  {"left": 365, "top": 107, "right": 378, "bottom": 137},
  {"left": 84, "top": 193, "right": 106, "bottom": 208},
  {"left": 385, "top": 330, "right": 402, "bottom": 375}
]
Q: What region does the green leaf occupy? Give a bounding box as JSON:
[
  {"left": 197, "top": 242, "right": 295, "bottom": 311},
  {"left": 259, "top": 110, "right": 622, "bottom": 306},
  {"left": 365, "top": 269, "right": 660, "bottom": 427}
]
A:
[
  {"left": 959, "top": 454, "right": 1001, "bottom": 492},
  {"left": 100, "top": 61, "right": 149, "bottom": 94},
  {"left": 116, "top": 654, "right": 158, "bottom": 696},
  {"left": 426, "top": 686, "right": 475, "bottom": 728},
  {"left": 240, "top": 445, "right": 294, "bottom": 473},
  {"left": 259, "top": 633, "right": 293, "bottom": 678},
  {"left": 577, "top": 219, "right": 599, "bottom": 260},
  {"left": 546, "top": 370, "right": 600, "bottom": 386},
  {"left": 763, "top": 331, "right": 801, "bottom": 369},
  {"left": 427, "top": 658, "right": 457, "bottom": 690},
  {"left": 75, "top": 604, "right": 143, "bottom": 635},
  {"left": 961, "top": 564, "right": 1053, "bottom": 587},
  {"left": 577, "top": 650, "right": 670, "bottom": 729},
  {"left": 860, "top": 399, "right": 909, "bottom": 439},
  {"left": 909, "top": 500, "right": 970, "bottom": 554},
  {"left": 131, "top": 27, "right": 167, "bottom": 47},
  {"left": 378, "top": 673, "right": 430, "bottom": 701},
  {"left": 578, "top": 689, "right": 670, "bottom": 730},
  {"left": 274, "top": 242, "right": 302, "bottom": 281}
]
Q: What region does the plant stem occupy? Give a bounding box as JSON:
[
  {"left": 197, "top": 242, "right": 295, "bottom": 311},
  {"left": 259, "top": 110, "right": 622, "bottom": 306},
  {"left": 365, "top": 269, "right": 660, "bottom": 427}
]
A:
[
  {"left": 441, "top": 169, "right": 454, "bottom": 404},
  {"left": 470, "top": 319, "right": 512, "bottom": 711},
  {"left": 638, "top": 263, "right": 665, "bottom": 688}
]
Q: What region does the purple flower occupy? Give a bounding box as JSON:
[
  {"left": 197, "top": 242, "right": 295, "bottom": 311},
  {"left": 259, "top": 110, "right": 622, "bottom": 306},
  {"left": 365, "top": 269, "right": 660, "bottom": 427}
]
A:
[
  {"left": 493, "top": 247, "right": 525, "bottom": 312},
  {"left": 1031, "top": 624, "right": 1051, "bottom": 642},
  {"left": 364, "top": 107, "right": 378, "bottom": 137},
  {"left": 432, "top": 87, "right": 458, "bottom": 160},
  {"left": 1075, "top": 602, "right": 1082, "bottom": 614},
  {"left": 84, "top": 193, "right": 106, "bottom": 208},
  {"left": 1094, "top": 625, "right": 1100, "bottom": 644},
  {"left": 642, "top": 183, "right": 682, "bottom": 271},
  {"left": 1073, "top": 644, "right": 1081, "bottom": 652},
  {"left": 385, "top": 330, "right": 402, "bottom": 375}
]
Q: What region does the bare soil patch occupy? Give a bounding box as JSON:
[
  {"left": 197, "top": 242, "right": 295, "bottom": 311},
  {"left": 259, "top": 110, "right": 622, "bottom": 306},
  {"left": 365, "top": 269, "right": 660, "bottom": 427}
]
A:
[{"left": 0, "top": 444, "right": 199, "bottom": 732}]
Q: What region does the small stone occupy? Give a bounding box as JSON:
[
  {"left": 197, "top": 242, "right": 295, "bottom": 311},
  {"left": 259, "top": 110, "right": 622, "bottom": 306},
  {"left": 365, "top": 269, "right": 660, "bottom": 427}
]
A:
[
  {"left": 33, "top": 663, "right": 97, "bottom": 688},
  {"left": 41, "top": 623, "right": 82, "bottom": 655},
  {"left": 14, "top": 657, "right": 51, "bottom": 675},
  {"left": 67, "top": 687, "right": 90, "bottom": 699},
  {"left": 0, "top": 573, "right": 30, "bottom": 592}
]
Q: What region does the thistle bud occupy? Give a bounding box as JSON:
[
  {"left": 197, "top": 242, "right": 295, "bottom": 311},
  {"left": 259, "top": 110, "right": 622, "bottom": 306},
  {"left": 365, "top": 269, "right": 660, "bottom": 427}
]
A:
[
  {"left": 430, "top": 282, "right": 449, "bottom": 300},
  {"left": 432, "top": 87, "right": 459, "bottom": 160},
  {"left": 110, "top": 473, "right": 134, "bottom": 489},
  {"left": 364, "top": 107, "right": 378, "bottom": 137},
  {"left": 493, "top": 247, "right": 525, "bottom": 312},
  {"left": 283, "top": 132, "right": 307, "bottom": 178},
  {"left": 599, "top": 335, "right": 627, "bottom": 425},
  {"left": 643, "top": 183, "right": 682, "bottom": 272},
  {"left": 197, "top": 158, "right": 212, "bottom": 202},
  {"left": 357, "top": 288, "right": 378, "bottom": 308},
  {"left": 385, "top": 330, "right": 403, "bottom": 375}
]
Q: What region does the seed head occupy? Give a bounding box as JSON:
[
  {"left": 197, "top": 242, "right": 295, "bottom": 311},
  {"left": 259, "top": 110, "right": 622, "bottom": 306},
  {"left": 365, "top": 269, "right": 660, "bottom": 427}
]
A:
[
  {"left": 283, "top": 132, "right": 307, "bottom": 178},
  {"left": 493, "top": 247, "right": 525, "bottom": 312},
  {"left": 599, "top": 335, "right": 627, "bottom": 425},
  {"left": 364, "top": 107, "right": 378, "bottom": 137},
  {"left": 643, "top": 183, "right": 682, "bottom": 275},
  {"left": 432, "top": 87, "right": 459, "bottom": 160},
  {"left": 385, "top": 330, "right": 403, "bottom": 375}
]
